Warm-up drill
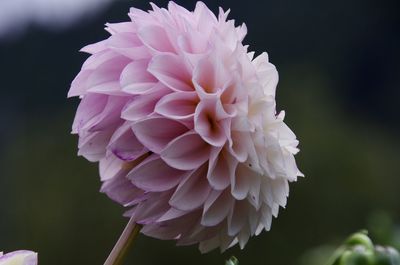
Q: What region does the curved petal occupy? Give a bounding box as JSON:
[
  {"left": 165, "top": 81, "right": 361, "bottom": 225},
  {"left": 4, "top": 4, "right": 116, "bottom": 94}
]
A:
[
  {"left": 100, "top": 167, "right": 145, "bottom": 206},
  {"left": 83, "top": 96, "right": 127, "bottom": 133},
  {"left": 99, "top": 153, "right": 124, "bottom": 181},
  {"left": 169, "top": 164, "right": 211, "bottom": 211},
  {"left": 194, "top": 1, "right": 218, "bottom": 36},
  {"left": 227, "top": 130, "right": 250, "bottom": 162},
  {"left": 127, "top": 155, "right": 187, "bottom": 192},
  {"left": 86, "top": 56, "right": 131, "bottom": 96},
  {"left": 227, "top": 200, "right": 249, "bottom": 236},
  {"left": 108, "top": 122, "right": 147, "bottom": 161},
  {"left": 201, "top": 189, "right": 233, "bottom": 226},
  {"left": 120, "top": 60, "right": 157, "bottom": 94},
  {"left": 132, "top": 191, "right": 172, "bottom": 224},
  {"left": 133, "top": 117, "right": 189, "bottom": 153},
  {"left": 72, "top": 93, "right": 108, "bottom": 134},
  {"left": 148, "top": 54, "right": 193, "bottom": 92},
  {"left": 192, "top": 50, "right": 230, "bottom": 95},
  {"left": 138, "top": 25, "right": 175, "bottom": 53},
  {"left": 107, "top": 32, "right": 151, "bottom": 60},
  {"left": 80, "top": 40, "right": 108, "bottom": 54},
  {"left": 157, "top": 207, "right": 188, "bottom": 222},
  {"left": 78, "top": 130, "right": 113, "bottom": 162},
  {"left": 121, "top": 84, "right": 170, "bottom": 121},
  {"left": 194, "top": 99, "right": 228, "bottom": 147},
  {"left": 207, "top": 148, "right": 237, "bottom": 190},
  {"left": 155, "top": 91, "right": 198, "bottom": 120},
  {"left": 231, "top": 163, "right": 254, "bottom": 200},
  {"left": 161, "top": 131, "right": 211, "bottom": 170},
  {"left": 252, "top": 52, "right": 278, "bottom": 97}
]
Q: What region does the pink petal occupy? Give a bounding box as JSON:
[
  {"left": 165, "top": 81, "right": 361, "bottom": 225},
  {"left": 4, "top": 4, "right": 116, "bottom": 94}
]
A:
[
  {"left": 83, "top": 96, "right": 127, "bottom": 133},
  {"left": 247, "top": 206, "right": 259, "bottom": 235},
  {"left": 194, "top": 2, "right": 218, "bottom": 36},
  {"left": 120, "top": 60, "right": 157, "bottom": 94},
  {"left": 105, "top": 21, "right": 136, "bottom": 33},
  {"left": 231, "top": 163, "right": 255, "bottom": 200},
  {"left": 106, "top": 32, "right": 151, "bottom": 60},
  {"left": 161, "top": 131, "right": 211, "bottom": 170},
  {"left": 201, "top": 189, "right": 233, "bottom": 226},
  {"left": 68, "top": 70, "right": 91, "bottom": 97},
  {"left": 199, "top": 236, "right": 220, "bottom": 253},
  {"left": 78, "top": 130, "right": 113, "bottom": 162},
  {"left": 220, "top": 230, "right": 238, "bottom": 252},
  {"left": 108, "top": 122, "right": 147, "bottom": 161},
  {"left": 141, "top": 211, "right": 200, "bottom": 240},
  {"left": 167, "top": 2, "right": 193, "bottom": 21},
  {"left": 128, "top": 7, "right": 153, "bottom": 25},
  {"left": 121, "top": 84, "right": 170, "bottom": 121},
  {"left": 155, "top": 91, "right": 198, "bottom": 120},
  {"left": 138, "top": 25, "right": 176, "bottom": 53},
  {"left": 101, "top": 168, "right": 145, "bottom": 206},
  {"left": 99, "top": 153, "right": 123, "bottom": 181},
  {"left": 260, "top": 204, "right": 273, "bottom": 231},
  {"left": 80, "top": 40, "right": 108, "bottom": 54},
  {"left": 227, "top": 131, "right": 250, "bottom": 162},
  {"left": 271, "top": 178, "right": 289, "bottom": 207},
  {"left": 85, "top": 56, "right": 131, "bottom": 96},
  {"left": 238, "top": 226, "right": 250, "bottom": 249},
  {"left": 148, "top": 54, "right": 194, "bottom": 92},
  {"left": 127, "top": 155, "right": 187, "bottom": 192},
  {"left": 207, "top": 148, "right": 237, "bottom": 190},
  {"left": 252, "top": 52, "right": 278, "bottom": 97},
  {"left": 133, "top": 117, "right": 189, "bottom": 153},
  {"left": 157, "top": 207, "right": 188, "bottom": 222},
  {"left": 176, "top": 29, "right": 209, "bottom": 54},
  {"left": 248, "top": 176, "right": 262, "bottom": 210},
  {"left": 72, "top": 94, "right": 108, "bottom": 134},
  {"left": 87, "top": 81, "right": 126, "bottom": 96},
  {"left": 81, "top": 50, "right": 119, "bottom": 70},
  {"left": 194, "top": 99, "right": 228, "bottom": 147},
  {"left": 132, "top": 191, "right": 172, "bottom": 224},
  {"left": 227, "top": 200, "right": 249, "bottom": 236},
  {"left": 231, "top": 163, "right": 262, "bottom": 201},
  {"left": 169, "top": 164, "right": 211, "bottom": 211},
  {"left": 177, "top": 222, "right": 222, "bottom": 246},
  {"left": 70, "top": 51, "right": 120, "bottom": 97},
  {"left": 193, "top": 51, "right": 230, "bottom": 95}
]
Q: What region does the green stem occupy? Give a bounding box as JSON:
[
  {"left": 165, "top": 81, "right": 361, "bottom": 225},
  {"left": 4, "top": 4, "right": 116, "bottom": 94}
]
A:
[{"left": 104, "top": 217, "right": 141, "bottom": 265}]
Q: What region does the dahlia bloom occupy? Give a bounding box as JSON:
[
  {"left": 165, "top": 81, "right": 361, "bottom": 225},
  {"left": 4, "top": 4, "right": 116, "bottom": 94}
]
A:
[
  {"left": 69, "top": 1, "right": 302, "bottom": 252},
  {"left": 0, "top": 251, "right": 37, "bottom": 265}
]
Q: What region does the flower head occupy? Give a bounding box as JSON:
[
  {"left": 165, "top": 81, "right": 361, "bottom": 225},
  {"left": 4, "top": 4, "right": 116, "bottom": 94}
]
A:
[
  {"left": 69, "top": 1, "right": 302, "bottom": 252},
  {"left": 0, "top": 251, "right": 37, "bottom": 265}
]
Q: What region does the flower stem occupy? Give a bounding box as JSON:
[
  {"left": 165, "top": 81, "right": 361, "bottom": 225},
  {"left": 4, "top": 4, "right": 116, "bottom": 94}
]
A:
[{"left": 104, "top": 217, "right": 141, "bottom": 265}]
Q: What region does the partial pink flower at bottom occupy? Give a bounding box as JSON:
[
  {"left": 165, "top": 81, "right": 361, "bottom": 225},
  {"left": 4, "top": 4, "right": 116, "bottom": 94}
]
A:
[
  {"left": 0, "top": 251, "right": 37, "bottom": 265},
  {"left": 70, "top": 1, "right": 302, "bottom": 252}
]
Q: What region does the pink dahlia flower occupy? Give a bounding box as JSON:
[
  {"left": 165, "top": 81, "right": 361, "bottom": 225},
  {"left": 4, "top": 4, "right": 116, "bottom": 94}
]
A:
[
  {"left": 69, "top": 1, "right": 302, "bottom": 252},
  {"left": 0, "top": 250, "right": 37, "bottom": 265}
]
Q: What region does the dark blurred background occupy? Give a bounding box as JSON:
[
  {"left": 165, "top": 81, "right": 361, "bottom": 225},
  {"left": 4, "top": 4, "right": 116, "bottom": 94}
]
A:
[{"left": 0, "top": 0, "right": 399, "bottom": 264}]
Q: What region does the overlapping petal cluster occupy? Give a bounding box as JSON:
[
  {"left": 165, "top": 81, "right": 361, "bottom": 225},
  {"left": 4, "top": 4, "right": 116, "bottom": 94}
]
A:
[{"left": 69, "top": 1, "right": 302, "bottom": 252}]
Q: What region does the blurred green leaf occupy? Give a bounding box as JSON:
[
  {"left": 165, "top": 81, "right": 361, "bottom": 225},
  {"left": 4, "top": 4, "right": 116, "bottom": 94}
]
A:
[{"left": 328, "top": 231, "right": 400, "bottom": 265}]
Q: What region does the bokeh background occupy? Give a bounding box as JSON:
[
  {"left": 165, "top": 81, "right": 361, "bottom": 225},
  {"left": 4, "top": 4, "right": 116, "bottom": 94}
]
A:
[{"left": 0, "top": 0, "right": 399, "bottom": 264}]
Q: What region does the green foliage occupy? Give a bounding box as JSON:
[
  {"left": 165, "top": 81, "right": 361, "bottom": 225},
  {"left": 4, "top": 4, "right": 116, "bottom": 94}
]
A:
[
  {"left": 329, "top": 232, "right": 400, "bottom": 265},
  {"left": 368, "top": 212, "right": 400, "bottom": 251}
]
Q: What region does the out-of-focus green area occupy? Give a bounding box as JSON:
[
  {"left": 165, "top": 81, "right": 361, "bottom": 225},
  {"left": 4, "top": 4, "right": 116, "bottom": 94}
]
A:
[
  {"left": 0, "top": 0, "right": 398, "bottom": 265},
  {"left": 300, "top": 213, "right": 400, "bottom": 265}
]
